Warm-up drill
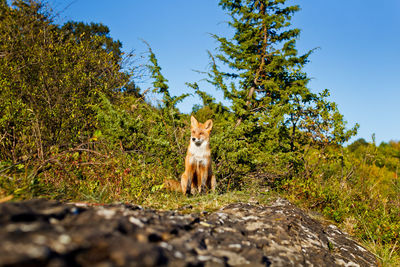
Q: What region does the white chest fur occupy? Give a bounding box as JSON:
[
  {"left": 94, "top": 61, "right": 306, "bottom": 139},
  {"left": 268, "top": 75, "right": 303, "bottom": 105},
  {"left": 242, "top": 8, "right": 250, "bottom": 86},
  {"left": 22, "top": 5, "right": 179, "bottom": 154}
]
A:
[{"left": 188, "top": 141, "right": 210, "bottom": 166}]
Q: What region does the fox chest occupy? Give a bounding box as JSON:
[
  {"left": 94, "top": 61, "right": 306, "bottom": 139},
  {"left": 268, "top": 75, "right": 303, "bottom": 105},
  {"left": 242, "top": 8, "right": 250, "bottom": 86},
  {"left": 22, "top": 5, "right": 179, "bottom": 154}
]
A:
[{"left": 188, "top": 144, "right": 209, "bottom": 166}]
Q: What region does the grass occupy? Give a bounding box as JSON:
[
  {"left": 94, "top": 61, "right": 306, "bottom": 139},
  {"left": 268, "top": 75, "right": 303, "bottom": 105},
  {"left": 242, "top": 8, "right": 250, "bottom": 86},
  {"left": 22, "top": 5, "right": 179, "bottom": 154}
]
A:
[
  {"left": 359, "top": 220, "right": 400, "bottom": 267},
  {"left": 142, "top": 187, "right": 275, "bottom": 212},
  {"left": 1, "top": 153, "right": 398, "bottom": 266},
  {"left": 364, "top": 240, "right": 399, "bottom": 267}
]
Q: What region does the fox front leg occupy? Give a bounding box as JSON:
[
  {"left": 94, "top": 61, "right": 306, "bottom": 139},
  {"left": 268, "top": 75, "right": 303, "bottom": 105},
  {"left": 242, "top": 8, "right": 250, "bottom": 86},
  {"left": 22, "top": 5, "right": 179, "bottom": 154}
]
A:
[
  {"left": 198, "top": 166, "right": 208, "bottom": 194},
  {"left": 181, "top": 173, "right": 189, "bottom": 195},
  {"left": 181, "top": 171, "right": 193, "bottom": 195}
]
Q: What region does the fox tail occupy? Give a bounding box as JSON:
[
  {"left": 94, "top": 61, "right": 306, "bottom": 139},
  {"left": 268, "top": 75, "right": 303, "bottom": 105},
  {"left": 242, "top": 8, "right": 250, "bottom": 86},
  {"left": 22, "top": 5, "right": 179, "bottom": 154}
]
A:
[{"left": 163, "top": 179, "right": 182, "bottom": 192}]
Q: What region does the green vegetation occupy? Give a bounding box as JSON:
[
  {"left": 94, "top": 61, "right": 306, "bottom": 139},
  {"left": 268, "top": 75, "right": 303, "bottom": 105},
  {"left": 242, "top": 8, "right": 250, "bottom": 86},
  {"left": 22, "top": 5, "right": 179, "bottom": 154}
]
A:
[
  {"left": 281, "top": 139, "right": 400, "bottom": 265},
  {"left": 0, "top": 0, "right": 398, "bottom": 265}
]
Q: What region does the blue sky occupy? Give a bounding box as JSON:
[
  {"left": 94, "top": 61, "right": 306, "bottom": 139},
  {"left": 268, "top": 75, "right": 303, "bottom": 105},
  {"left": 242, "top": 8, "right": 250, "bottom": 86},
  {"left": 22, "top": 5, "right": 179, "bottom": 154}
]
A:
[{"left": 55, "top": 0, "right": 400, "bottom": 144}]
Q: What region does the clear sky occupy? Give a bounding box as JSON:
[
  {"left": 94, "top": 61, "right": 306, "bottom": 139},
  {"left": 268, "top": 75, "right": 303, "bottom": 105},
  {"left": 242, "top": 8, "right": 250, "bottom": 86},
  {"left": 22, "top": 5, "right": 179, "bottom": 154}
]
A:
[{"left": 54, "top": 0, "right": 400, "bottom": 144}]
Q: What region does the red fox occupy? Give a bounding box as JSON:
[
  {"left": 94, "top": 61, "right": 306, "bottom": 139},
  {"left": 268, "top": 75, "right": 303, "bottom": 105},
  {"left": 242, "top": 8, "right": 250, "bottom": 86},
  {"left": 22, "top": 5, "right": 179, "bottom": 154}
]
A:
[
  {"left": 181, "top": 116, "right": 215, "bottom": 195},
  {"left": 164, "top": 116, "right": 216, "bottom": 194}
]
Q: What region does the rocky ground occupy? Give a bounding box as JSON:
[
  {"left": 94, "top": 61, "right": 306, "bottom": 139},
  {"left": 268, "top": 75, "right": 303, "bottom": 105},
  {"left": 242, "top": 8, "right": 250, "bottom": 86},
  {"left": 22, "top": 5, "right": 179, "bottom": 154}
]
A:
[{"left": 0, "top": 198, "right": 377, "bottom": 267}]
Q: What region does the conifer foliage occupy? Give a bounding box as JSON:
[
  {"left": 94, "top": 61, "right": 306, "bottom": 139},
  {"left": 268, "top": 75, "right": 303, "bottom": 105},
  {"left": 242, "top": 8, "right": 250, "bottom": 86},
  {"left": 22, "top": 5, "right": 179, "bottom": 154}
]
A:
[{"left": 202, "top": 0, "right": 358, "bottom": 179}]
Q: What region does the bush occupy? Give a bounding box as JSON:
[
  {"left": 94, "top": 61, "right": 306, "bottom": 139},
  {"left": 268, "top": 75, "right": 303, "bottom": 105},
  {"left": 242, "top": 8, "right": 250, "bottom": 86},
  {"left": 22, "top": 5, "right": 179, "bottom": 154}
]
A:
[
  {"left": 0, "top": 0, "right": 128, "bottom": 162},
  {"left": 281, "top": 140, "right": 400, "bottom": 263}
]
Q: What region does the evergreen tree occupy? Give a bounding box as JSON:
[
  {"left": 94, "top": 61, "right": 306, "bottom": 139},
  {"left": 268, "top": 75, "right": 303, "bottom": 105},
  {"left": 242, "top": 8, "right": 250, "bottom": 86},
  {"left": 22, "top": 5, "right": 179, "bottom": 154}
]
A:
[
  {"left": 146, "top": 45, "right": 188, "bottom": 110},
  {"left": 204, "top": 0, "right": 358, "bottom": 177},
  {"left": 210, "top": 0, "right": 357, "bottom": 148},
  {"left": 213, "top": 0, "right": 308, "bottom": 117}
]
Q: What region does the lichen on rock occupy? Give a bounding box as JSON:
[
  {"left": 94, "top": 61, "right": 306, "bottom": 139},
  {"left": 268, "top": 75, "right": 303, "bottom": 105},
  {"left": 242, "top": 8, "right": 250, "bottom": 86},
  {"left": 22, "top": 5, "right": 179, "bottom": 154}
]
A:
[{"left": 0, "top": 198, "right": 377, "bottom": 266}]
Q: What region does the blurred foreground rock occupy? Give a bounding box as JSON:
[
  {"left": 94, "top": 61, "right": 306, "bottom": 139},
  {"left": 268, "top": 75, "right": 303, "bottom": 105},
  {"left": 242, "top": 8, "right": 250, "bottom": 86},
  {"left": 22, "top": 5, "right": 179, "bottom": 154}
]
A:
[{"left": 0, "top": 198, "right": 376, "bottom": 266}]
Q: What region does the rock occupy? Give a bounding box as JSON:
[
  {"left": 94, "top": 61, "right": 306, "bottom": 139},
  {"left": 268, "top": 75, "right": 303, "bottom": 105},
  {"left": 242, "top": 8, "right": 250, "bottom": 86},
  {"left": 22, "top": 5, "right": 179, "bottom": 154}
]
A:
[{"left": 0, "top": 198, "right": 377, "bottom": 266}]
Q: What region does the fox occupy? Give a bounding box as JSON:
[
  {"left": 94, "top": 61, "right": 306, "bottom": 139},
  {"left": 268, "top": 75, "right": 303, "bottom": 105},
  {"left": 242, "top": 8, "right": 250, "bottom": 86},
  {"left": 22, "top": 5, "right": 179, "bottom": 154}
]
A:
[
  {"left": 164, "top": 116, "right": 216, "bottom": 195},
  {"left": 163, "top": 178, "right": 181, "bottom": 192},
  {"left": 181, "top": 116, "right": 215, "bottom": 195}
]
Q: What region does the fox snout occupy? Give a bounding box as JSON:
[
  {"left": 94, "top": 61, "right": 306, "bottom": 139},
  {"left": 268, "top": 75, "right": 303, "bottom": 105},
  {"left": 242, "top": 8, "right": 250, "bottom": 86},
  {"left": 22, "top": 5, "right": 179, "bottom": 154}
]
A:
[{"left": 191, "top": 137, "right": 203, "bottom": 146}]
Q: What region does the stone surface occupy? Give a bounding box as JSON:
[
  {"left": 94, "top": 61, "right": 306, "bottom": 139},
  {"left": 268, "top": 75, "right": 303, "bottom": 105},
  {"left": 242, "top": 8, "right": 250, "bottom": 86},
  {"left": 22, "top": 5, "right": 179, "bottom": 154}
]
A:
[{"left": 0, "top": 198, "right": 377, "bottom": 266}]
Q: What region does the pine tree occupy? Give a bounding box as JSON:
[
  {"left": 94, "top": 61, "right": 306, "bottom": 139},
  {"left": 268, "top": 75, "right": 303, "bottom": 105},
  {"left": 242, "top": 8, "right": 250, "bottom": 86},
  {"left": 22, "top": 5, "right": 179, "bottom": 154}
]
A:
[
  {"left": 146, "top": 45, "right": 189, "bottom": 110},
  {"left": 211, "top": 0, "right": 306, "bottom": 119},
  {"left": 205, "top": 0, "right": 358, "bottom": 176},
  {"left": 210, "top": 0, "right": 356, "bottom": 144}
]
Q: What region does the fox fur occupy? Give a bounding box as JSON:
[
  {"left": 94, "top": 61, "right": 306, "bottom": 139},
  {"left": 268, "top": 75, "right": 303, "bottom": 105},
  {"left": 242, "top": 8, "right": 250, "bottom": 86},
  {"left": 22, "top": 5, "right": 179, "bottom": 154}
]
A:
[{"left": 164, "top": 116, "right": 215, "bottom": 194}]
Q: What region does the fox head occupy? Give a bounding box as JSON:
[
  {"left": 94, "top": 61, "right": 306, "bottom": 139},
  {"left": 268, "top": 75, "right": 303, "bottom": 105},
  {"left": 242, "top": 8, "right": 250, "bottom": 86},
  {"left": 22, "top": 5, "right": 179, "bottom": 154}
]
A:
[{"left": 190, "top": 116, "right": 213, "bottom": 147}]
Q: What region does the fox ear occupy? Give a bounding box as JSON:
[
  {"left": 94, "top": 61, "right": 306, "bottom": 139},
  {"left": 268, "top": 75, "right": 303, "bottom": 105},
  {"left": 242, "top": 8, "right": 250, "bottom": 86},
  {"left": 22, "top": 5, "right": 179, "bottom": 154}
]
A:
[
  {"left": 191, "top": 116, "right": 199, "bottom": 128},
  {"left": 204, "top": 119, "right": 213, "bottom": 131}
]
